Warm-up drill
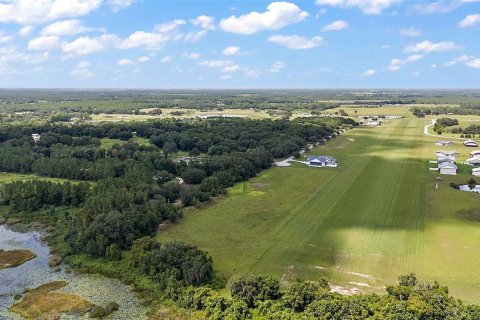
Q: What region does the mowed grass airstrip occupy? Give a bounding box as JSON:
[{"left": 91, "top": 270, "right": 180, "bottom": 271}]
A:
[{"left": 158, "top": 106, "right": 480, "bottom": 303}]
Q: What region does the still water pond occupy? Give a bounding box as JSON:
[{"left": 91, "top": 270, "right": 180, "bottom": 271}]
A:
[{"left": 0, "top": 225, "right": 148, "bottom": 319}]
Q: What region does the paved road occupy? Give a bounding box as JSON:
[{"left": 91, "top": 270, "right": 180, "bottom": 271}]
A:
[{"left": 423, "top": 119, "right": 467, "bottom": 141}]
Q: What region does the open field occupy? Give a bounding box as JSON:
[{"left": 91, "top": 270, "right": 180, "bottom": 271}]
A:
[
  {"left": 100, "top": 136, "right": 151, "bottom": 148},
  {"left": 0, "top": 173, "right": 80, "bottom": 185},
  {"left": 91, "top": 108, "right": 272, "bottom": 122},
  {"left": 158, "top": 106, "right": 480, "bottom": 303}
]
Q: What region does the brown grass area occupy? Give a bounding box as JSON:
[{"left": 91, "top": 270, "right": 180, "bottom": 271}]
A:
[
  {"left": 0, "top": 249, "right": 36, "bottom": 269},
  {"left": 10, "top": 281, "right": 93, "bottom": 319}
]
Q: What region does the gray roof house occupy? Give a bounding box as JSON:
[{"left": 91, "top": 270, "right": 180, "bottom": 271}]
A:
[{"left": 306, "top": 155, "right": 337, "bottom": 167}]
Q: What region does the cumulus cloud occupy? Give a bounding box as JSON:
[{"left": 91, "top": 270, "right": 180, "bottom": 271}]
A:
[
  {"left": 117, "top": 58, "right": 133, "bottom": 65},
  {"left": 316, "top": 0, "right": 400, "bottom": 14},
  {"left": 399, "top": 27, "right": 421, "bottom": 37},
  {"left": 269, "top": 60, "right": 286, "bottom": 72},
  {"left": 41, "top": 19, "right": 98, "bottom": 36},
  {"left": 322, "top": 20, "right": 349, "bottom": 31},
  {"left": 107, "top": 0, "right": 136, "bottom": 12},
  {"left": 183, "top": 30, "right": 207, "bottom": 42},
  {"left": 388, "top": 54, "right": 423, "bottom": 71},
  {"left": 160, "top": 56, "right": 172, "bottom": 63},
  {"left": 28, "top": 35, "right": 60, "bottom": 50},
  {"left": 0, "top": 31, "right": 13, "bottom": 43},
  {"left": 70, "top": 60, "right": 94, "bottom": 77},
  {"left": 117, "top": 31, "right": 169, "bottom": 50},
  {"left": 191, "top": 15, "right": 216, "bottom": 30},
  {"left": 458, "top": 14, "right": 480, "bottom": 28},
  {"left": 466, "top": 59, "right": 480, "bottom": 68},
  {"left": 62, "top": 34, "right": 116, "bottom": 55},
  {"left": 222, "top": 46, "right": 240, "bottom": 56},
  {"left": 267, "top": 34, "right": 323, "bottom": 49},
  {"left": 138, "top": 56, "right": 150, "bottom": 62},
  {"left": 220, "top": 2, "right": 308, "bottom": 35},
  {"left": 182, "top": 52, "right": 200, "bottom": 59},
  {"left": 18, "top": 25, "right": 34, "bottom": 36},
  {"left": 0, "top": 0, "right": 102, "bottom": 24},
  {"left": 404, "top": 40, "right": 457, "bottom": 53},
  {"left": 198, "top": 60, "right": 241, "bottom": 73},
  {"left": 362, "top": 69, "right": 376, "bottom": 76}
]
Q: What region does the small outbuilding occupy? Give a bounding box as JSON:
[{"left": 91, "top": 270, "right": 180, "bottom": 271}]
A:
[
  {"left": 306, "top": 155, "right": 337, "bottom": 167},
  {"left": 473, "top": 167, "right": 480, "bottom": 177},
  {"left": 435, "top": 140, "right": 454, "bottom": 146},
  {"left": 31, "top": 133, "right": 40, "bottom": 142},
  {"left": 464, "top": 139, "right": 478, "bottom": 147},
  {"left": 466, "top": 157, "right": 480, "bottom": 166},
  {"left": 470, "top": 150, "right": 480, "bottom": 158},
  {"left": 438, "top": 162, "right": 457, "bottom": 175}
]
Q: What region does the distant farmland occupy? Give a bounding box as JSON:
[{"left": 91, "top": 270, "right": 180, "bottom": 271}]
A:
[{"left": 158, "top": 108, "right": 480, "bottom": 303}]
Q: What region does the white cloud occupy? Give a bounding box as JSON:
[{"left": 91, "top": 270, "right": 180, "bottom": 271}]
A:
[
  {"left": 404, "top": 40, "right": 457, "bottom": 53},
  {"left": 198, "top": 60, "right": 241, "bottom": 73},
  {"left": 107, "top": 0, "right": 136, "bottom": 12},
  {"left": 62, "top": 34, "right": 114, "bottom": 55},
  {"left": 387, "top": 54, "right": 423, "bottom": 71},
  {"left": 220, "top": 2, "right": 308, "bottom": 35},
  {"left": 444, "top": 60, "right": 456, "bottom": 66},
  {"left": 117, "top": 58, "right": 133, "bottom": 66},
  {"left": 431, "top": 63, "right": 437, "bottom": 69},
  {"left": 28, "top": 35, "right": 60, "bottom": 50},
  {"left": 191, "top": 15, "right": 216, "bottom": 30},
  {"left": 245, "top": 69, "right": 261, "bottom": 78},
  {"left": 269, "top": 60, "right": 286, "bottom": 72},
  {"left": 138, "top": 56, "right": 150, "bottom": 62},
  {"left": 381, "top": 44, "right": 391, "bottom": 49},
  {"left": 182, "top": 52, "right": 200, "bottom": 59},
  {"left": 399, "top": 27, "right": 421, "bottom": 37},
  {"left": 154, "top": 19, "right": 186, "bottom": 33},
  {"left": 443, "top": 54, "right": 474, "bottom": 66},
  {"left": 322, "top": 20, "right": 349, "bottom": 31},
  {"left": 267, "top": 34, "right": 323, "bottom": 49},
  {"left": 316, "top": 0, "right": 400, "bottom": 14},
  {"left": 160, "top": 56, "right": 172, "bottom": 63},
  {"left": 362, "top": 69, "right": 376, "bottom": 76},
  {"left": 0, "top": 31, "right": 13, "bottom": 43},
  {"left": 18, "top": 25, "right": 34, "bottom": 36},
  {"left": 41, "top": 19, "right": 96, "bottom": 36},
  {"left": 70, "top": 60, "right": 94, "bottom": 77},
  {"left": 0, "top": 0, "right": 102, "bottom": 24},
  {"left": 458, "top": 14, "right": 480, "bottom": 28},
  {"left": 117, "top": 31, "right": 168, "bottom": 50},
  {"left": 222, "top": 46, "right": 240, "bottom": 56},
  {"left": 221, "top": 74, "right": 232, "bottom": 80},
  {"left": 466, "top": 59, "right": 480, "bottom": 68},
  {"left": 183, "top": 30, "right": 207, "bottom": 42},
  {"left": 413, "top": 1, "right": 459, "bottom": 14}
]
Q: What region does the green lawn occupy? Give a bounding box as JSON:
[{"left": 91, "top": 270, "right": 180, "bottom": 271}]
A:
[
  {"left": 100, "top": 136, "right": 151, "bottom": 148},
  {"left": 157, "top": 109, "right": 480, "bottom": 303},
  {"left": 0, "top": 173, "right": 77, "bottom": 185}
]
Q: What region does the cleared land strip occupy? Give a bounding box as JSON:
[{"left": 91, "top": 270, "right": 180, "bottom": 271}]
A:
[{"left": 251, "top": 118, "right": 425, "bottom": 288}]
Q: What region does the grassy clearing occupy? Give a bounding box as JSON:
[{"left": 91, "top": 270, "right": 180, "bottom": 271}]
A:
[
  {"left": 10, "top": 281, "right": 92, "bottom": 319},
  {"left": 0, "top": 173, "right": 77, "bottom": 185},
  {"left": 158, "top": 106, "right": 480, "bottom": 303},
  {"left": 100, "top": 136, "right": 151, "bottom": 148},
  {"left": 0, "top": 249, "right": 36, "bottom": 269},
  {"left": 92, "top": 108, "right": 272, "bottom": 122}
]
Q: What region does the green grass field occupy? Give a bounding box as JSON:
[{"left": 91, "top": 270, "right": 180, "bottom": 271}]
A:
[{"left": 157, "top": 108, "right": 480, "bottom": 303}]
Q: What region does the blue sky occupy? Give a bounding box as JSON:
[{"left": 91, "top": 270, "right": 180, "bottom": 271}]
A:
[{"left": 0, "top": 0, "right": 479, "bottom": 88}]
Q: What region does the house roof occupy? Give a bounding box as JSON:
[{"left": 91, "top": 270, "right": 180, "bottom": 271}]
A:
[
  {"left": 307, "top": 155, "right": 336, "bottom": 162},
  {"left": 437, "top": 158, "right": 455, "bottom": 164},
  {"left": 436, "top": 140, "right": 453, "bottom": 144},
  {"left": 473, "top": 167, "right": 480, "bottom": 172},
  {"left": 466, "top": 157, "right": 480, "bottom": 164},
  {"left": 436, "top": 150, "right": 458, "bottom": 155},
  {"left": 470, "top": 150, "right": 480, "bottom": 156},
  {"left": 464, "top": 140, "right": 478, "bottom": 145},
  {"left": 438, "top": 162, "right": 457, "bottom": 169}
]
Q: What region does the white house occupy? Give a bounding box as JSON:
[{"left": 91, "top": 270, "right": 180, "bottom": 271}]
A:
[
  {"left": 473, "top": 167, "right": 480, "bottom": 177},
  {"left": 435, "top": 140, "right": 454, "bottom": 146},
  {"left": 31, "top": 133, "right": 40, "bottom": 142},
  {"left": 470, "top": 150, "right": 480, "bottom": 158},
  {"left": 464, "top": 139, "right": 478, "bottom": 147},
  {"left": 466, "top": 157, "right": 480, "bottom": 166},
  {"left": 306, "top": 155, "right": 337, "bottom": 167},
  {"left": 438, "top": 161, "right": 457, "bottom": 175},
  {"left": 459, "top": 184, "right": 480, "bottom": 193}
]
